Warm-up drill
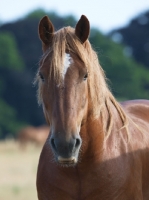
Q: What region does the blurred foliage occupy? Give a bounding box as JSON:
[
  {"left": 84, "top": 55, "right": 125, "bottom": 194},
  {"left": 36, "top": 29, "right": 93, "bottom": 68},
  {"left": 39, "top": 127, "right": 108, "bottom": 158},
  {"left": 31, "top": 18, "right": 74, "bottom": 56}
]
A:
[
  {"left": 0, "top": 99, "right": 25, "bottom": 138},
  {"left": 0, "top": 32, "right": 24, "bottom": 70},
  {"left": 90, "top": 28, "right": 149, "bottom": 98},
  {"left": 0, "top": 32, "right": 25, "bottom": 138},
  {"left": 25, "top": 9, "right": 76, "bottom": 28},
  {"left": 110, "top": 10, "right": 149, "bottom": 69},
  {"left": 25, "top": 9, "right": 48, "bottom": 19},
  {"left": 0, "top": 9, "right": 149, "bottom": 138}
]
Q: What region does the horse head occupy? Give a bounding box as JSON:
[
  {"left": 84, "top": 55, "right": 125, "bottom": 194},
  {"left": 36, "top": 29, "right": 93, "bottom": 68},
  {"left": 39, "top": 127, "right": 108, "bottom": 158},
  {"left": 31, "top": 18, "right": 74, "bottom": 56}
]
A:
[{"left": 37, "top": 15, "right": 90, "bottom": 166}]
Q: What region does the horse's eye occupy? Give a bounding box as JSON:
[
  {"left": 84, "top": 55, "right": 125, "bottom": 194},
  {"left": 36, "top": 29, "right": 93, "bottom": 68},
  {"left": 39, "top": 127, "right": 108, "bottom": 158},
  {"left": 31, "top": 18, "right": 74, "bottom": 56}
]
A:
[
  {"left": 83, "top": 73, "right": 88, "bottom": 81},
  {"left": 39, "top": 72, "right": 45, "bottom": 82}
]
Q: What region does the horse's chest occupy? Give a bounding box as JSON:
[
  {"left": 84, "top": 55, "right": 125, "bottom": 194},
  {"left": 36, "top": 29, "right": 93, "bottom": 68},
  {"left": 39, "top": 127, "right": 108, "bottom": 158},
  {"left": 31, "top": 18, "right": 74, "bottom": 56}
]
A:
[
  {"left": 37, "top": 159, "right": 144, "bottom": 200},
  {"left": 49, "top": 168, "right": 133, "bottom": 200},
  {"left": 37, "top": 147, "right": 144, "bottom": 200},
  {"left": 74, "top": 165, "right": 126, "bottom": 199},
  {"left": 73, "top": 164, "right": 143, "bottom": 200}
]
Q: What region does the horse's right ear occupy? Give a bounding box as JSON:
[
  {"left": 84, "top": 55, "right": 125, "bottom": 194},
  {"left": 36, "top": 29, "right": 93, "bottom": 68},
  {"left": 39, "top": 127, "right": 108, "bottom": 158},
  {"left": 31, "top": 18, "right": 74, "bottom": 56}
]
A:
[{"left": 38, "top": 16, "right": 54, "bottom": 49}]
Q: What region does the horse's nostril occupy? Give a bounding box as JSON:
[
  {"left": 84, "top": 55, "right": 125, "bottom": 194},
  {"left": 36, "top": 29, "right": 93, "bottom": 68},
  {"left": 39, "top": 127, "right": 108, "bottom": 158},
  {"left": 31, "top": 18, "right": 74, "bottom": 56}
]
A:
[
  {"left": 50, "top": 136, "right": 81, "bottom": 157},
  {"left": 51, "top": 138, "right": 56, "bottom": 151},
  {"left": 75, "top": 138, "right": 81, "bottom": 149}
]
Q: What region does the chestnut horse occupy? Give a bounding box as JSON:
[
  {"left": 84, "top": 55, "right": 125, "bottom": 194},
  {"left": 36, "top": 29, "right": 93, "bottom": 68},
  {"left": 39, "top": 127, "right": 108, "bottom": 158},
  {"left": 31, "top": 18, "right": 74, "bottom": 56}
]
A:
[
  {"left": 35, "top": 15, "right": 149, "bottom": 200},
  {"left": 17, "top": 125, "right": 49, "bottom": 147}
]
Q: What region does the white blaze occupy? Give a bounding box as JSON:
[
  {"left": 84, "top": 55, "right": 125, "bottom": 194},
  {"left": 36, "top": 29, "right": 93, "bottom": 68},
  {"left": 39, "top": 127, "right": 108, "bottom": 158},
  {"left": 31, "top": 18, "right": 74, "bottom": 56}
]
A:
[{"left": 63, "top": 53, "right": 73, "bottom": 79}]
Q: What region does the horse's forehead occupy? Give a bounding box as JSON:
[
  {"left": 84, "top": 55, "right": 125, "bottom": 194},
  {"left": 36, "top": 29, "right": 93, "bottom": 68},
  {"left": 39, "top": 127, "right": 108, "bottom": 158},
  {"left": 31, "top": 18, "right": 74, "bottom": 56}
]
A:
[
  {"left": 62, "top": 53, "right": 73, "bottom": 79},
  {"left": 39, "top": 48, "right": 86, "bottom": 85}
]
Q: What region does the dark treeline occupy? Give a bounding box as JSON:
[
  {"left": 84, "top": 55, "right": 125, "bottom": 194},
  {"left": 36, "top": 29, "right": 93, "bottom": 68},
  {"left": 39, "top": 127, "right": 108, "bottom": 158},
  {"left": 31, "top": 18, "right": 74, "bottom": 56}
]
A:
[
  {"left": 110, "top": 10, "right": 149, "bottom": 70},
  {"left": 0, "top": 9, "right": 149, "bottom": 138}
]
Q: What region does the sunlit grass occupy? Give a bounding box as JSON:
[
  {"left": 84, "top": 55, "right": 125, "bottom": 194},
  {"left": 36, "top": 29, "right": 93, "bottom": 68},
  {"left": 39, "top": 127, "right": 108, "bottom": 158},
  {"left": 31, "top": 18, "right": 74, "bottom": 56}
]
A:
[{"left": 0, "top": 140, "right": 42, "bottom": 200}]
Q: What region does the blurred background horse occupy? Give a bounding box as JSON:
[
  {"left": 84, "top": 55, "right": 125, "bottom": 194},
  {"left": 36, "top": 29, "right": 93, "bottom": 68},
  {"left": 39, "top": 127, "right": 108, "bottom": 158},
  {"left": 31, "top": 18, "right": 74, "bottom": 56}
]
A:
[{"left": 17, "top": 125, "right": 49, "bottom": 148}]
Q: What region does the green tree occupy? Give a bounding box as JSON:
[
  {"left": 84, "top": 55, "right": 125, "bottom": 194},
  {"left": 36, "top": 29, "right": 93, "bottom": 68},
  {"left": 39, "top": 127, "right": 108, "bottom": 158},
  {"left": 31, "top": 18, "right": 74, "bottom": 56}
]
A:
[
  {"left": 0, "top": 99, "right": 26, "bottom": 138},
  {"left": 90, "top": 28, "right": 149, "bottom": 99},
  {"left": 0, "top": 32, "right": 24, "bottom": 70},
  {"left": 0, "top": 32, "right": 26, "bottom": 138}
]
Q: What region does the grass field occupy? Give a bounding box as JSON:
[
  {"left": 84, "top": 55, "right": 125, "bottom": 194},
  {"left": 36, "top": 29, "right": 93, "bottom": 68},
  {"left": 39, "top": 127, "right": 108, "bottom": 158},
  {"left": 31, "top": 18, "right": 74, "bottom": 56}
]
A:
[{"left": 0, "top": 140, "right": 42, "bottom": 200}]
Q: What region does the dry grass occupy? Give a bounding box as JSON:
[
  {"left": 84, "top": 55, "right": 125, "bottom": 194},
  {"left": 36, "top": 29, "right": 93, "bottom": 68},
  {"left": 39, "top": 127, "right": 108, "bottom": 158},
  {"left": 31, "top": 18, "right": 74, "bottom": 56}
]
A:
[{"left": 0, "top": 140, "right": 42, "bottom": 200}]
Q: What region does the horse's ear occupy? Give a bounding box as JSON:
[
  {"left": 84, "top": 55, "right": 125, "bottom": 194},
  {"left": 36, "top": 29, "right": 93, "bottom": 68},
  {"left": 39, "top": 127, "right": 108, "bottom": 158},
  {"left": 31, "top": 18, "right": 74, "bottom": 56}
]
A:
[
  {"left": 75, "top": 15, "right": 90, "bottom": 43},
  {"left": 38, "top": 16, "right": 54, "bottom": 48}
]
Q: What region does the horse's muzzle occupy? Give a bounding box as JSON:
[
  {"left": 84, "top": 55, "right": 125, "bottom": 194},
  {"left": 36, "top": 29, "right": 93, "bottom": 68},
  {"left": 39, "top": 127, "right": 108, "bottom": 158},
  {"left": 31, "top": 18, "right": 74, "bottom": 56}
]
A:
[{"left": 50, "top": 135, "right": 82, "bottom": 165}]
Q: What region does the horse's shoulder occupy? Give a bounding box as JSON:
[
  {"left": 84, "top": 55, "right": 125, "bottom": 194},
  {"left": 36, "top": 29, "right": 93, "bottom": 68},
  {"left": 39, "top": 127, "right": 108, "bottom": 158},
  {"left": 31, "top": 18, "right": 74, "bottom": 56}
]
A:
[
  {"left": 120, "top": 99, "right": 149, "bottom": 109},
  {"left": 120, "top": 99, "right": 149, "bottom": 122}
]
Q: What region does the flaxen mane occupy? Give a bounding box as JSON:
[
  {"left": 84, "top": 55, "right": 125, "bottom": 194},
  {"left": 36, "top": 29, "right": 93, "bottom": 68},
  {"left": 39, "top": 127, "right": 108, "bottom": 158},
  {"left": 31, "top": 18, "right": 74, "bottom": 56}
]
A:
[{"left": 35, "top": 26, "right": 128, "bottom": 138}]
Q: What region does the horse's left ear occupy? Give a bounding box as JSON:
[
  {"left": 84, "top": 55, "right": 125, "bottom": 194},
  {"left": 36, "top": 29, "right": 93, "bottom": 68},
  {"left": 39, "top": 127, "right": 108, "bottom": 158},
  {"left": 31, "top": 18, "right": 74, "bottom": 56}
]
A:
[{"left": 75, "top": 15, "right": 90, "bottom": 43}]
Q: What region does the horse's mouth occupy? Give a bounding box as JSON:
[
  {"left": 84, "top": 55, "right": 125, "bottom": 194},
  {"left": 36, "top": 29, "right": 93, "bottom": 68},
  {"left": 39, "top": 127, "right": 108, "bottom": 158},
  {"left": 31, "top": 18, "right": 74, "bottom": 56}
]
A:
[{"left": 57, "top": 156, "right": 77, "bottom": 166}]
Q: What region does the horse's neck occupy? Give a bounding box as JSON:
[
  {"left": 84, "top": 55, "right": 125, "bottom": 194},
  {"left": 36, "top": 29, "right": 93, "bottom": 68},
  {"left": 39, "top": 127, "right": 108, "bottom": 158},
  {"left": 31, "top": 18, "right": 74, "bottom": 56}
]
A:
[
  {"left": 80, "top": 98, "right": 123, "bottom": 163},
  {"left": 79, "top": 112, "right": 105, "bottom": 164}
]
